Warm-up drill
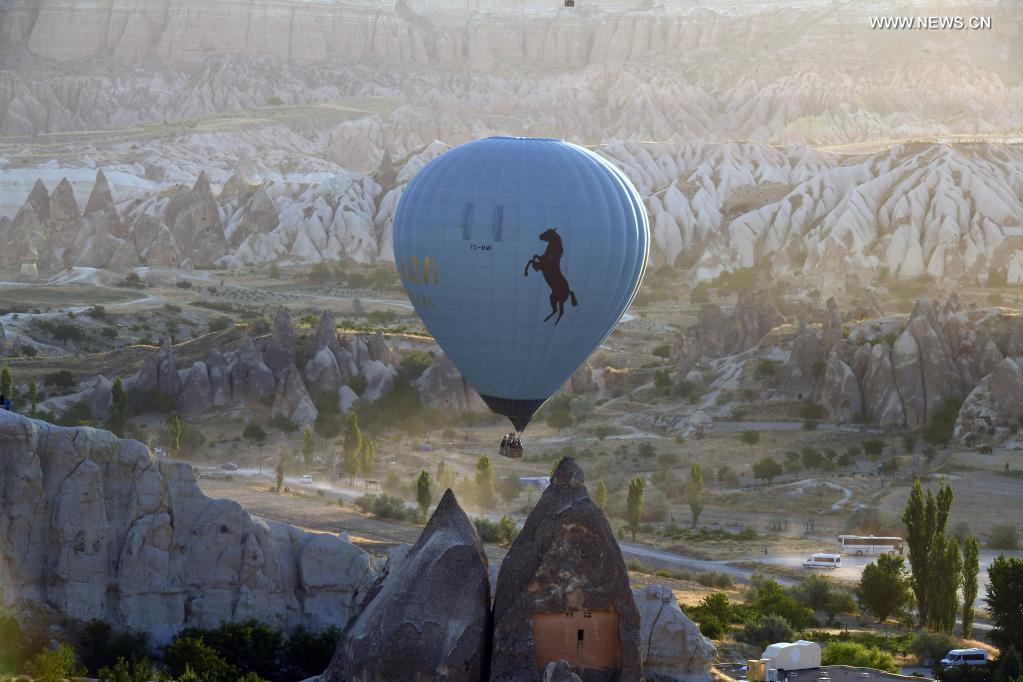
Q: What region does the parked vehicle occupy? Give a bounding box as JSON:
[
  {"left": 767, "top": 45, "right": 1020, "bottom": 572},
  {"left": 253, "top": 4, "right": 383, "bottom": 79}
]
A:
[
  {"left": 940, "top": 649, "right": 988, "bottom": 669},
  {"left": 838, "top": 534, "right": 904, "bottom": 555},
  {"left": 220, "top": 463, "right": 239, "bottom": 471},
  {"left": 299, "top": 475, "right": 313, "bottom": 484},
  {"left": 802, "top": 553, "right": 841, "bottom": 569}
]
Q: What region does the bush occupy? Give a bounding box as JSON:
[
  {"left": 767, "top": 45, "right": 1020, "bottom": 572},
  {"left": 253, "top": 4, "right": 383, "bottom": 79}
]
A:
[
  {"left": 698, "top": 616, "right": 725, "bottom": 639},
  {"left": 44, "top": 369, "right": 76, "bottom": 391},
  {"left": 209, "top": 316, "right": 233, "bottom": 332},
  {"left": 78, "top": 620, "right": 151, "bottom": 673},
  {"left": 164, "top": 637, "right": 238, "bottom": 682},
  {"left": 737, "top": 615, "right": 794, "bottom": 648},
  {"left": 0, "top": 605, "right": 24, "bottom": 674},
  {"left": 910, "top": 631, "right": 956, "bottom": 666},
  {"left": 281, "top": 626, "right": 340, "bottom": 680},
  {"left": 399, "top": 351, "right": 433, "bottom": 381},
  {"left": 184, "top": 620, "right": 283, "bottom": 680},
  {"left": 242, "top": 422, "right": 268, "bottom": 443},
  {"left": 749, "top": 579, "right": 814, "bottom": 629},
  {"left": 474, "top": 516, "right": 518, "bottom": 545},
  {"left": 988, "top": 524, "right": 1019, "bottom": 550},
  {"left": 923, "top": 398, "right": 962, "bottom": 446},
  {"left": 821, "top": 642, "right": 898, "bottom": 673},
  {"left": 355, "top": 494, "right": 412, "bottom": 521},
  {"left": 26, "top": 643, "right": 83, "bottom": 682},
  {"left": 97, "top": 657, "right": 169, "bottom": 682}
]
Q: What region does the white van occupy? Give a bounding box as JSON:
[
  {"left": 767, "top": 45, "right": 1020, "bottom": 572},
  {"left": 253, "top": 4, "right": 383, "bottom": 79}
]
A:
[
  {"left": 802, "top": 553, "right": 841, "bottom": 569},
  {"left": 299, "top": 475, "right": 313, "bottom": 484},
  {"left": 940, "top": 648, "right": 988, "bottom": 669}
]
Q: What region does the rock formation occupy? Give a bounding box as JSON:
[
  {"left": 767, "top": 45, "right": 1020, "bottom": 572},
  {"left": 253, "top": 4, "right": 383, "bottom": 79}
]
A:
[
  {"left": 815, "top": 351, "right": 863, "bottom": 422},
  {"left": 230, "top": 338, "right": 276, "bottom": 404},
  {"left": 179, "top": 361, "right": 214, "bottom": 415},
  {"left": 955, "top": 358, "right": 1023, "bottom": 439},
  {"left": 0, "top": 410, "right": 376, "bottom": 645},
  {"left": 136, "top": 338, "right": 181, "bottom": 397},
  {"left": 323, "top": 489, "right": 490, "bottom": 682},
  {"left": 491, "top": 458, "right": 642, "bottom": 681},
  {"left": 416, "top": 354, "right": 486, "bottom": 412},
  {"left": 273, "top": 364, "right": 318, "bottom": 426},
  {"left": 635, "top": 585, "right": 716, "bottom": 682},
  {"left": 263, "top": 309, "right": 298, "bottom": 378}
]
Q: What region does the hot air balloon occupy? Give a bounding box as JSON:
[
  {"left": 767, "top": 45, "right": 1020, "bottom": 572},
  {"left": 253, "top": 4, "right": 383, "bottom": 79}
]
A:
[{"left": 393, "top": 136, "right": 649, "bottom": 433}]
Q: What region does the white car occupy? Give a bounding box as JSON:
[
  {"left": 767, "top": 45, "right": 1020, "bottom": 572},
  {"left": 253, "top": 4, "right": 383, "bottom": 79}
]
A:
[
  {"left": 802, "top": 553, "right": 841, "bottom": 569},
  {"left": 940, "top": 648, "right": 987, "bottom": 669},
  {"left": 299, "top": 475, "right": 313, "bottom": 484}
]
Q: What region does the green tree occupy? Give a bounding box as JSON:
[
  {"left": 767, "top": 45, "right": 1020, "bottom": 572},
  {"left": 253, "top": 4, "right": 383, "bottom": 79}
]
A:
[
  {"left": 739, "top": 430, "right": 760, "bottom": 447},
  {"left": 0, "top": 366, "right": 11, "bottom": 400},
  {"left": 986, "top": 554, "right": 1023, "bottom": 652},
  {"left": 698, "top": 592, "right": 732, "bottom": 625},
  {"left": 752, "top": 456, "right": 783, "bottom": 483},
  {"left": 242, "top": 422, "right": 267, "bottom": 444},
  {"left": 475, "top": 455, "right": 495, "bottom": 510},
  {"left": 275, "top": 444, "right": 288, "bottom": 494},
  {"left": 164, "top": 637, "right": 238, "bottom": 682},
  {"left": 107, "top": 378, "right": 130, "bottom": 437},
  {"left": 750, "top": 579, "right": 813, "bottom": 629},
  {"left": 626, "top": 477, "right": 644, "bottom": 540},
  {"left": 902, "top": 478, "right": 953, "bottom": 626},
  {"left": 961, "top": 535, "right": 980, "bottom": 639},
  {"left": 359, "top": 438, "right": 376, "bottom": 488},
  {"left": 343, "top": 412, "right": 363, "bottom": 485},
  {"left": 416, "top": 470, "right": 432, "bottom": 517},
  {"left": 594, "top": 480, "right": 607, "bottom": 511},
  {"left": 926, "top": 534, "right": 960, "bottom": 633},
  {"left": 302, "top": 426, "right": 315, "bottom": 468},
  {"left": 862, "top": 438, "right": 885, "bottom": 460},
  {"left": 687, "top": 463, "right": 704, "bottom": 528},
  {"left": 98, "top": 657, "right": 170, "bottom": 682},
  {"left": 857, "top": 553, "right": 913, "bottom": 624},
  {"left": 0, "top": 605, "right": 24, "bottom": 674},
  {"left": 26, "top": 644, "right": 82, "bottom": 682},
  {"left": 546, "top": 409, "right": 573, "bottom": 435},
  {"left": 168, "top": 415, "right": 183, "bottom": 456},
  {"left": 28, "top": 380, "right": 38, "bottom": 417}
]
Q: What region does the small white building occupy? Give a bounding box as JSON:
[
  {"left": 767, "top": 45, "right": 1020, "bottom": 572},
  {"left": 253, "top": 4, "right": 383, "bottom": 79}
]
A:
[{"left": 762, "top": 640, "right": 821, "bottom": 672}]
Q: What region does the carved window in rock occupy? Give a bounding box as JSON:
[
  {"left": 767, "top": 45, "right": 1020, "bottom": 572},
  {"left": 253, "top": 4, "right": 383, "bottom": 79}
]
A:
[{"left": 532, "top": 609, "right": 619, "bottom": 670}]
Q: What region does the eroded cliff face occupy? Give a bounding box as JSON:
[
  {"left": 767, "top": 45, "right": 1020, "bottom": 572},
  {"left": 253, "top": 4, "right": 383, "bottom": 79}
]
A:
[{"left": 0, "top": 410, "right": 376, "bottom": 645}]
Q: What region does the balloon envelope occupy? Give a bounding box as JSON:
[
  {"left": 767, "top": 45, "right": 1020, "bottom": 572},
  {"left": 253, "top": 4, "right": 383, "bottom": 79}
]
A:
[{"left": 393, "top": 136, "right": 649, "bottom": 429}]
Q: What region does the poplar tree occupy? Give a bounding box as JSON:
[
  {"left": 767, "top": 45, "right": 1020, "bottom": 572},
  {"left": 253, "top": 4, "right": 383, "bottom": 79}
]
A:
[{"left": 961, "top": 535, "right": 980, "bottom": 638}]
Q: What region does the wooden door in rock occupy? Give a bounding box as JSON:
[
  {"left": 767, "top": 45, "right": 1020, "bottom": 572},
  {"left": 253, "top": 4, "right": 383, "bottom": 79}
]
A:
[{"left": 532, "top": 609, "right": 620, "bottom": 671}]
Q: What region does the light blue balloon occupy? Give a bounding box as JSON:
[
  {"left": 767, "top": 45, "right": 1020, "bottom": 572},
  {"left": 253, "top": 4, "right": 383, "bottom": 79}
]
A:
[{"left": 393, "top": 136, "right": 649, "bottom": 430}]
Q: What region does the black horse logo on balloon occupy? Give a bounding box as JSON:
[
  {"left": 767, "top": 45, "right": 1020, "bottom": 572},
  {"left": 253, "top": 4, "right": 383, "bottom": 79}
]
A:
[{"left": 524, "top": 228, "right": 578, "bottom": 324}]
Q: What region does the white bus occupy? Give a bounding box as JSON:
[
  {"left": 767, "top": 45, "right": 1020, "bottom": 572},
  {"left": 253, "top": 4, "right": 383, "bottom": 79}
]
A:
[{"left": 837, "top": 535, "right": 904, "bottom": 556}]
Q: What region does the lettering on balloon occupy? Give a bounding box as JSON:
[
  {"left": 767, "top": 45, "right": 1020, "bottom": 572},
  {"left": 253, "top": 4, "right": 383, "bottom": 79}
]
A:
[{"left": 400, "top": 255, "right": 439, "bottom": 286}]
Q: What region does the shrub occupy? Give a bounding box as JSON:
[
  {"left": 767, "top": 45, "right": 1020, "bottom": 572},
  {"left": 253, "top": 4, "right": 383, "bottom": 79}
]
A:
[
  {"left": 209, "top": 316, "right": 233, "bottom": 332},
  {"left": 821, "top": 642, "right": 898, "bottom": 673},
  {"left": 737, "top": 615, "right": 794, "bottom": 648},
  {"left": 698, "top": 616, "right": 725, "bottom": 639},
  {"left": 26, "top": 644, "right": 83, "bottom": 682},
  {"left": 988, "top": 524, "right": 1019, "bottom": 550},
  {"left": 474, "top": 516, "right": 518, "bottom": 545},
  {"left": 750, "top": 579, "right": 815, "bottom": 629},
  {"left": 242, "top": 423, "right": 268, "bottom": 443},
  {"left": 799, "top": 400, "right": 826, "bottom": 420},
  {"left": 355, "top": 494, "right": 412, "bottom": 521},
  {"left": 282, "top": 626, "right": 341, "bottom": 680},
  {"left": 399, "top": 351, "right": 433, "bottom": 381},
  {"left": 186, "top": 620, "right": 283, "bottom": 680},
  {"left": 923, "top": 398, "right": 962, "bottom": 446},
  {"left": 97, "top": 657, "right": 169, "bottom": 682},
  {"left": 44, "top": 369, "right": 76, "bottom": 391},
  {"left": 910, "top": 631, "right": 956, "bottom": 666},
  {"left": 164, "top": 637, "right": 238, "bottom": 682},
  {"left": 78, "top": 620, "right": 151, "bottom": 673},
  {"left": 0, "top": 605, "right": 24, "bottom": 674}
]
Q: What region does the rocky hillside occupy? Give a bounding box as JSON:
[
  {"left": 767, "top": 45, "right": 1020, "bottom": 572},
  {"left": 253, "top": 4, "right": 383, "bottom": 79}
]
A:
[
  {"left": 0, "top": 409, "right": 377, "bottom": 645},
  {"left": 2, "top": 1, "right": 1021, "bottom": 144},
  {"left": 669, "top": 290, "right": 1023, "bottom": 443},
  {"left": 3, "top": 141, "right": 1023, "bottom": 287}
]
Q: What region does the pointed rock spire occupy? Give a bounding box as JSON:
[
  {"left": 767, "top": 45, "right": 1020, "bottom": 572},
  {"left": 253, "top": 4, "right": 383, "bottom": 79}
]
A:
[{"left": 324, "top": 489, "right": 490, "bottom": 681}]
